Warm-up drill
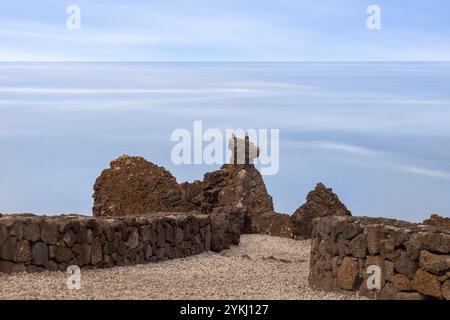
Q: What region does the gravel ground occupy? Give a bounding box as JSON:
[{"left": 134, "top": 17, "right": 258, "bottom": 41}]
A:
[{"left": 0, "top": 234, "right": 360, "bottom": 300}]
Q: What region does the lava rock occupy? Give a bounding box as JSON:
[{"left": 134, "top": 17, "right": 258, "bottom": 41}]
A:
[{"left": 292, "top": 183, "right": 351, "bottom": 239}]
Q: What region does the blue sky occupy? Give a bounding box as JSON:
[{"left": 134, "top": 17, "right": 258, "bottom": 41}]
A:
[{"left": 0, "top": 0, "right": 449, "bottom": 61}]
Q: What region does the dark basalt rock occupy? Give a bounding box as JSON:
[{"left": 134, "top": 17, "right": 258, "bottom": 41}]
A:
[
  {"left": 423, "top": 214, "right": 450, "bottom": 229},
  {"left": 291, "top": 183, "right": 351, "bottom": 239},
  {"left": 93, "top": 155, "right": 189, "bottom": 217},
  {"left": 210, "top": 207, "right": 246, "bottom": 252},
  {"left": 201, "top": 164, "right": 274, "bottom": 216},
  {"left": 247, "top": 211, "right": 294, "bottom": 239}
]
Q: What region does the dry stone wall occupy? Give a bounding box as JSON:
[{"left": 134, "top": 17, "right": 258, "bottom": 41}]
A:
[
  {"left": 309, "top": 215, "right": 450, "bottom": 300},
  {"left": 0, "top": 213, "right": 213, "bottom": 273}
]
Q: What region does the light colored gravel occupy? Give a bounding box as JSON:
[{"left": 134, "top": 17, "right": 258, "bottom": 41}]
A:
[{"left": 0, "top": 234, "right": 360, "bottom": 300}]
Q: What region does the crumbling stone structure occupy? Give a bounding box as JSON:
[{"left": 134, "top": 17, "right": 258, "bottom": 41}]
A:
[{"left": 309, "top": 215, "right": 450, "bottom": 300}]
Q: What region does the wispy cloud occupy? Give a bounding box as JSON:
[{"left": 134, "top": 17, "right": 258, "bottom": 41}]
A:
[
  {"left": 0, "top": 87, "right": 258, "bottom": 94},
  {"left": 291, "top": 141, "right": 382, "bottom": 157},
  {"left": 0, "top": 1, "right": 449, "bottom": 61},
  {"left": 289, "top": 140, "right": 450, "bottom": 181},
  {"left": 400, "top": 165, "right": 450, "bottom": 180}
]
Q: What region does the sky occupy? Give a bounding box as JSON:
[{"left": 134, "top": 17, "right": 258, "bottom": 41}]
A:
[
  {"left": 0, "top": 2, "right": 449, "bottom": 221},
  {"left": 0, "top": 0, "right": 450, "bottom": 61}
]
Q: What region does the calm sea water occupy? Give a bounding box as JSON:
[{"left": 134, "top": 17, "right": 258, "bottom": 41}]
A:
[{"left": 1, "top": 62, "right": 450, "bottom": 221}]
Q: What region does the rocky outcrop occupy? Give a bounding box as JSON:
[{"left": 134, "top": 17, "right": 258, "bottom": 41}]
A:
[
  {"left": 93, "top": 152, "right": 278, "bottom": 235},
  {"left": 202, "top": 164, "right": 273, "bottom": 216},
  {"left": 179, "top": 180, "right": 204, "bottom": 211},
  {"left": 309, "top": 215, "right": 450, "bottom": 300},
  {"left": 291, "top": 183, "right": 351, "bottom": 239},
  {"left": 200, "top": 163, "right": 298, "bottom": 238},
  {"left": 423, "top": 214, "right": 450, "bottom": 229},
  {"left": 93, "top": 155, "right": 274, "bottom": 219},
  {"left": 92, "top": 133, "right": 297, "bottom": 239},
  {"left": 93, "top": 156, "right": 189, "bottom": 217}
]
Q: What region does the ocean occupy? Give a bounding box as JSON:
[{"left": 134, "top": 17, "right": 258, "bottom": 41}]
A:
[{"left": 1, "top": 62, "right": 449, "bottom": 221}]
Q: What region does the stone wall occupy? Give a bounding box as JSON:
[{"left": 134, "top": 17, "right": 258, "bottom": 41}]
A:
[
  {"left": 0, "top": 213, "right": 213, "bottom": 273},
  {"left": 309, "top": 215, "right": 450, "bottom": 300}
]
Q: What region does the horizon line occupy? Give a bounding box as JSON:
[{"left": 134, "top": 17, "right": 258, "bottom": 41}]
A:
[{"left": 1, "top": 60, "right": 450, "bottom": 63}]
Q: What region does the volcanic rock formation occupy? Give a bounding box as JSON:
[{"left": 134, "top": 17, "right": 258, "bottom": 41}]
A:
[
  {"left": 93, "top": 156, "right": 189, "bottom": 217},
  {"left": 92, "top": 136, "right": 293, "bottom": 238},
  {"left": 291, "top": 183, "right": 351, "bottom": 239},
  {"left": 423, "top": 214, "right": 450, "bottom": 229}
]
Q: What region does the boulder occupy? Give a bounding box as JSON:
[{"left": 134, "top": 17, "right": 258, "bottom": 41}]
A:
[
  {"left": 0, "top": 237, "right": 17, "bottom": 260},
  {"left": 14, "top": 240, "right": 31, "bottom": 263},
  {"left": 210, "top": 208, "right": 245, "bottom": 252},
  {"left": 73, "top": 243, "right": 91, "bottom": 266},
  {"left": 247, "top": 212, "right": 293, "bottom": 238},
  {"left": 179, "top": 180, "right": 204, "bottom": 211},
  {"left": 54, "top": 245, "right": 73, "bottom": 263},
  {"left": 394, "top": 251, "right": 418, "bottom": 279},
  {"left": 24, "top": 221, "right": 41, "bottom": 242},
  {"left": 349, "top": 234, "right": 367, "bottom": 258},
  {"left": 91, "top": 236, "right": 103, "bottom": 265},
  {"left": 337, "top": 257, "right": 359, "bottom": 290},
  {"left": 412, "top": 268, "right": 442, "bottom": 299},
  {"left": 366, "top": 226, "right": 383, "bottom": 255},
  {"left": 416, "top": 232, "right": 450, "bottom": 254},
  {"left": 392, "top": 274, "right": 411, "bottom": 292},
  {"left": 41, "top": 222, "right": 59, "bottom": 245},
  {"left": 202, "top": 164, "right": 274, "bottom": 216},
  {"left": 419, "top": 250, "right": 450, "bottom": 274},
  {"left": 291, "top": 183, "right": 351, "bottom": 239},
  {"left": 31, "top": 242, "right": 49, "bottom": 267},
  {"left": 11, "top": 222, "right": 24, "bottom": 240},
  {"left": 93, "top": 155, "right": 187, "bottom": 217}
]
